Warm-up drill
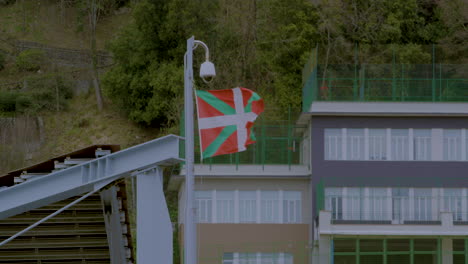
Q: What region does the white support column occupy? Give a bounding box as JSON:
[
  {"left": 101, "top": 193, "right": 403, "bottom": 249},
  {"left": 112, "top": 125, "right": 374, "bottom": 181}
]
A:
[
  {"left": 364, "top": 128, "right": 369, "bottom": 160},
  {"left": 137, "top": 167, "right": 173, "bottom": 264},
  {"left": 342, "top": 128, "right": 347, "bottom": 160},
  {"left": 318, "top": 235, "right": 332, "bottom": 264},
  {"left": 279, "top": 190, "right": 284, "bottom": 224},
  {"left": 256, "top": 190, "right": 261, "bottom": 223},
  {"left": 442, "top": 238, "right": 453, "bottom": 264},
  {"left": 386, "top": 128, "right": 392, "bottom": 161},
  {"left": 409, "top": 128, "right": 414, "bottom": 160},
  {"left": 213, "top": 190, "right": 217, "bottom": 223},
  {"left": 433, "top": 129, "right": 443, "bottom": 161},
  {"left": 461, "top": 129, "right": 466, "bottom": 161},
  {"left": 234, "top": 190, "right": 239, "bottom": 223}
]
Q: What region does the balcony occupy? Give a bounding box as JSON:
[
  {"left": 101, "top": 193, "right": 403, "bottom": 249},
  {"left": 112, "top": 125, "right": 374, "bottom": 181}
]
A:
[
  {"left": 181, "top": 122, "right": 308, "bottom": 168},
  {"left": 302, "top": 45, "right": 468, "bottom": 112},
  {"left": 323, "top": 194, "right": 468, "bottom": 225}
]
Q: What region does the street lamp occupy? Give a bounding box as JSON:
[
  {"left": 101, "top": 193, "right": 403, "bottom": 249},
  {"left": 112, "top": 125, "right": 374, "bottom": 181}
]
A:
[{"left": 184, "top": 36, "right": 215, "bottom": 264}]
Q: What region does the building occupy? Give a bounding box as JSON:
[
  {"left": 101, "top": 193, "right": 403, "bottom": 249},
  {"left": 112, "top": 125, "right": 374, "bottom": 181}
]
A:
[{"left": 172, "top": 46, "right": 468, "bottom": 264}]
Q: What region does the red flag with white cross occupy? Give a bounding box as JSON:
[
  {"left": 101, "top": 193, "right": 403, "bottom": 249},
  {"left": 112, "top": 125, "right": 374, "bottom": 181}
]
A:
[{"left": 195, "top": 87, "right": 264, "bottom": 159}]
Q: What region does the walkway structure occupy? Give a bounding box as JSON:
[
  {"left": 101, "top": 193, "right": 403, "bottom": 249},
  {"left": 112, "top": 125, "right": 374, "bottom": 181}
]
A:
[{"left": 0, "top": 135, "right": 182, "bottom": 263}]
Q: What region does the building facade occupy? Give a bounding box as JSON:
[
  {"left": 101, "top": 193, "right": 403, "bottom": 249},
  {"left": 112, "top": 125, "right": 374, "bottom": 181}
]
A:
[{"left": 173, "top": 49, "right": 468, "bottom": 264}]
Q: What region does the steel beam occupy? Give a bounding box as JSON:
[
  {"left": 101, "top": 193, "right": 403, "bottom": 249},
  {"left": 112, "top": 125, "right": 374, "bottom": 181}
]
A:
[{"left": 0, "top": 135, "right": 183, "bottom": 220}]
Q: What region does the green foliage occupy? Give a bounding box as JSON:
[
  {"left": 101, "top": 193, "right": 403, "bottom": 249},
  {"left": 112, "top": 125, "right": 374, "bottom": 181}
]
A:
[
  {"left": 105, "top": 0, "right": 465, "bottom": 126},
  {"left": 15, "top": 49, "right": 46, "bottom": 72},
  {"left": 0, "top": 74, "right": 73, "bottom": 114},
  {"left": 0, "top": 50, "right": 5, "bottom": 70}
]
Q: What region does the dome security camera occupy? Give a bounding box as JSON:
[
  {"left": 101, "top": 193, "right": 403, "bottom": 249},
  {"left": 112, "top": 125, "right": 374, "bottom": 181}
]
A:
[{"left": 199, "top": 61, "right": 216, "bottom": 83}]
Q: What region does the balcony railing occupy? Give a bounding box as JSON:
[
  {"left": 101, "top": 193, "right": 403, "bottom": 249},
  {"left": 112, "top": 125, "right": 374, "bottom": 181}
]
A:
[
  {"left": 324, "top": 195, "right": 468, "bottom": 224},
  {"left": 180, "top": 123, "right": 308, "bottom": 167},
  {"left": 303, "top": 64, "right": 468, "bottom": 111}
]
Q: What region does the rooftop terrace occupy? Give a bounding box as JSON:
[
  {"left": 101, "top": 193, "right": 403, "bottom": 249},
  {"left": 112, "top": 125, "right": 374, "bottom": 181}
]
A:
[{"left": 302, "top": 45, "right": 468, "bottom": 112}]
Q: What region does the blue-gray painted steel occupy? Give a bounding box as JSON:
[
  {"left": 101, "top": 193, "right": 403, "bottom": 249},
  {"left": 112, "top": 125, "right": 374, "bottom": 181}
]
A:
[
  {"left": 184, "top": 36, "right": 197, "bottom": 264},
  {"left": 137, "top": 167, "right": 173, "bottom": 263},
  {"left": 0, "top": 134, "right": 182, "bottom": 220}
]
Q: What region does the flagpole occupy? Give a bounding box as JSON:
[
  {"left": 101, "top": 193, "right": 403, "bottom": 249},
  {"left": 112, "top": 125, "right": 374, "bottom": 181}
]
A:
[{"left": 184, "top": 36, "right": 197, "bottom": 264}]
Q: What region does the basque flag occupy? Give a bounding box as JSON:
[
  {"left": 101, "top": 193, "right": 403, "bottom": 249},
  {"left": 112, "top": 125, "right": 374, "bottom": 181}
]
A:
[{"left": 195, "top": 87, "right": 264, "bottom": 159}]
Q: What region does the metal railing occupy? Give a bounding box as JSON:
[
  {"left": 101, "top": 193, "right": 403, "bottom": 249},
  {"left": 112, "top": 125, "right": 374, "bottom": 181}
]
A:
[
  {"left": 324, "top": 195, "right": 468, "bottom": 223},
  {"left": 181, "top": 123, "right": 308, "bottom": 167},
  {"left": 303, "top": 63, "right": 468, "bottom": 110}
]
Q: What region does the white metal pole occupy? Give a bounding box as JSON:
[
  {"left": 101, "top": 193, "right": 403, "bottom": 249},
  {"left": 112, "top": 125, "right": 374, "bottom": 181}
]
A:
[{"left": 184, "top": 36, "right": 197, "bottom": 264}]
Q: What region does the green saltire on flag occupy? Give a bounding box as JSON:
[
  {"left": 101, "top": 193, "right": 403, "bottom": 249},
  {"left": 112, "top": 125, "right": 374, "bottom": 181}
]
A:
[{"left": 195, "top": 87, "right": 264, "bottom": 159}]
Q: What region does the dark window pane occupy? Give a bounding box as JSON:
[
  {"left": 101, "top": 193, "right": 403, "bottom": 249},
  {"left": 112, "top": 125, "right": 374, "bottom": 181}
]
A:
[
  {"left": 360, "top": 255, "right": 383, "bottom": 264},
  {"left": 388, "top": 255, "right": 410, "bottom": 264},
  {"left": 335, "top": 255, "right": 356, "bottom": 264},
  {"left": 453, "top": 254, "right": 465, "bottom": 264},
  {"left": 388, "top": 239, "right": 410, "bottom": 251},
  {"left": 414, "top": 254, "right": 436, "bottom": 264},
  {"left": 360, "top": 239, "right": 383, "bottom": 252},
  {"left": 414, "top": 239, "right": 437, "bottom": 251},
  {"left": 453, "top": 239, "right": 465, "bottom": 251},
  {"left": 334, "top": 239, "right": 356, "bottom": 252}
]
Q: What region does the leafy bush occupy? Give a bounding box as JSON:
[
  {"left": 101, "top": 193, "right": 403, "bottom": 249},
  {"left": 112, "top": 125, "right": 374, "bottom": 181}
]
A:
[
  {"left": 15, "top": 49, "right": 46, "bottom": 72},
  {"left": 0, "top": 74, "right": 73, "bottom": 114},
  {"left": 23, "top": 74, "right": 73, "bottom": 111}
]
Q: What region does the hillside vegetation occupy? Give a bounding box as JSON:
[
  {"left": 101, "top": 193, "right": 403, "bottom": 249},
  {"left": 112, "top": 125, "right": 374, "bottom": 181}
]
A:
[{"left": 0, "top": 0, "right": 466, "bottom": 169}]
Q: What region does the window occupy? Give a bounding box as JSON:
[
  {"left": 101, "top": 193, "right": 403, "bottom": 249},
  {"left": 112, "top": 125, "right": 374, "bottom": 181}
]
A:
[
  {"left": 334, "top": 239, "right": 440, "bottom": 264},
  {"left": 239, "top": 191, "right": 257, "bottom": 223},
  {"left": 346, "top": 188, "right": 362, "bottom": 220},
  {"left": 195, "top": 191, "right": 212, "bottom": 223},
  {"left": 347, "top": 129, "right": 365, "bottom": 160},
  {"left": 223, "top": 253, "right": 293, "bottom": 264},
  {"left": 444, "top": 129, "right": 462, "bottom": 161},
  {"left": 325, "top": 129, "right": 343, "bottom": 160},
  {"left": 261, "top": 191, "right": 279, "bottom": 223},
  {"left": 283, "top": 191, "right": 301, "bottom": 223},
  {"left": 413, "top": 129, "right": 431, "bottom": 161},
  {"left": 413, "top": 189, "right": 433, "bottom": 221},
  {"left": 391, "top": 129, "right": 409, "bottom": 160},
  {"left": 392, "top": 188, "right": 409, "bottom": 223},
  {"left": 369, "top": 129, "right": 387, "bottom": 160},
  {"left": 217, "top": 191, "right": 234, "bottom": 223},
  {"left": 325, "top": 188, "right": 343, "bottom": 220},
  {"left": 369, "top": 188, "right": 389, "bottom": 220},
  {"left": 197, "top": 190, "right": 302, "bottom": 224},
  {"left": 443, "top": 188, "right": 463, "bottom": 221}
]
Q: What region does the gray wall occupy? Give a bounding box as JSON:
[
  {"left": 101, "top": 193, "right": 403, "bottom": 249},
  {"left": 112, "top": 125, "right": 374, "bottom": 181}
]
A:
[{"left": 310, "top": 116, "right": 468, "bottom": 223}]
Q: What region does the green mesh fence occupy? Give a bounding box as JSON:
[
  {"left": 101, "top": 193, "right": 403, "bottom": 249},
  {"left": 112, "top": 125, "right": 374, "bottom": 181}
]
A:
[
  {"left": 303, "top": 63, "right": 468, "bottom": 106},
  {"left": 198, "top": 123, "right": 306, "bottom": 166}
]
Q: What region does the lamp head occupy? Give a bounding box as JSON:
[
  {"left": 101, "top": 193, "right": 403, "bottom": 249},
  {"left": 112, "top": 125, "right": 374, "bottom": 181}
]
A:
[{"left": 199, "top": 61, "right": 216, "bottom": 83}]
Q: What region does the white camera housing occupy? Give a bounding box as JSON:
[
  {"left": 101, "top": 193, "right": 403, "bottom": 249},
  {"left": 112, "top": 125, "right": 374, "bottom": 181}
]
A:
[{"left": 199, "top": 61, "right": 216, "bottom": 83}]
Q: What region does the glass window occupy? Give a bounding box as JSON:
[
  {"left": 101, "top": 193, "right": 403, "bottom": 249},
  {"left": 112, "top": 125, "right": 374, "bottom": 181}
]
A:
[
  {"left": 195, "top": 191, "right": 212, "bottom": 223},
  {"left": 346, "top": 188, "right": 362, "bottom": 220},
  {"left": 261, "top": 191, "right": 279, "bottom": 223},
  {"left": 223, "top": 253, "right": 234, "bottom": 264},
  {"left": 325, "top": 188, "right": 343, "bottom": 220},
  {"left": 453, "top": 239, "right": 465, "bottom": 264},
  {"left": 369, "top": 129, "right": 387, "bottom": 160},
  {"left": 283, "top": 191, "right": 302, "bottom": 223},
  {"left": 325, "top": 129, "right": 343, "bottom": 160},
  {"left": 443, "top": 188, "right": 463, "bottom": 221},
  {"left": 239, "top": 253, "right": 257, "bottom": 264},
  {"left": 217, "top": 191, "right": 234, "bottom": 223},
  {"left": 413, "top": 189, "right": 433, "bottom": 221},
  {"left": 369, "top": 188, "right": 389, "bottom": 220},
  {"left": 347, "top": 129, "right": 365, "bottom": 160},
  {"left": 239, "top": 191, "right": 257, "bottom": 223},
  {"left": 444, "top": 129, "right": 462, "bottom": 161},
  {"left": 261, "top": 253, "right": 280, "bottom": 264},
  {"left": 391, "top": 129, "right": 409, "bottom": 160},
  {"left": 392, "top": 188, "right": 409, "bottom": 222},
  {"left": 413, "top": 129, "right": 432, "bottom": 161}
]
